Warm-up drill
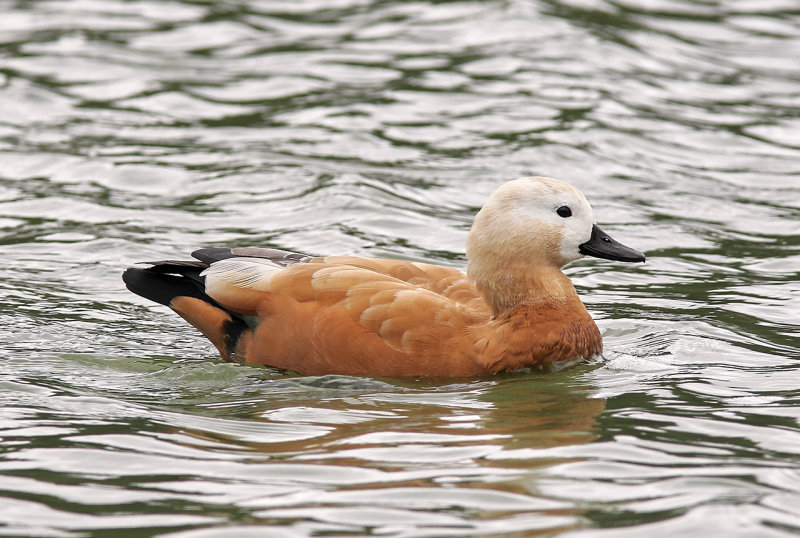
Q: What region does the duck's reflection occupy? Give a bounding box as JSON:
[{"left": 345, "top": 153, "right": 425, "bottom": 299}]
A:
[
  {"left": 175, "top": 365, "right": 605, "bottom": 459},
  {"left": 156, "top": 367, "right": 604, "bottom": 534}
]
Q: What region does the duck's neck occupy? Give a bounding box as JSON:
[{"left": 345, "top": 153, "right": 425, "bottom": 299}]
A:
[{"left": 468, "top": 259, "right": 578, "bottom": 317}]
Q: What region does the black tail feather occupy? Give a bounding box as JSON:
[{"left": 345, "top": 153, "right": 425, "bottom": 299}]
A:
[
  {"left": 123, "top": 265, "right": 252, "bottom": 361},
  {"left": 123, "top": 267, "right": 206, "bottom": 306}
]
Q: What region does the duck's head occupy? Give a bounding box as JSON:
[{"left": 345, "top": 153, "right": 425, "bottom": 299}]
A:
[{"left": 466, "top": 177, "right": 644, "bottom": 308}]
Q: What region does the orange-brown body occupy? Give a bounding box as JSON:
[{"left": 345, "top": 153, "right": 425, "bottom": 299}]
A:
[{"left": 169, "top": 256, "right": 602, "bottom": 377}]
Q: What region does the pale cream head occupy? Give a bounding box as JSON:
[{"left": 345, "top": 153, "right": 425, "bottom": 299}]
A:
[
  {"left": 464, "top": 177, "right": 598, "bottom": 314},
  {"left": 466, "top": 176, "right": 595, "bottom": 269}
]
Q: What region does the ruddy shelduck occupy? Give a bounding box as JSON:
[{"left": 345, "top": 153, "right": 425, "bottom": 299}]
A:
[{"left": 123, "top": 177, "right": 644, "bottom": 377}]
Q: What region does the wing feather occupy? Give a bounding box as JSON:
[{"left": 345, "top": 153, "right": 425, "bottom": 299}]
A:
[{"left": 201, "top": 258, "right": 282, "bottom": 315}]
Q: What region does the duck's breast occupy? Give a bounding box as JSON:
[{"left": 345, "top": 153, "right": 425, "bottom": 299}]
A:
[{"left": 473, "top": 298, "right": 602, "bottom": 372}]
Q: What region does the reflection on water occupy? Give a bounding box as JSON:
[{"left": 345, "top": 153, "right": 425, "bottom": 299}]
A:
[{"left": 1, "top": 0, "right": 800, "bottom": 535}]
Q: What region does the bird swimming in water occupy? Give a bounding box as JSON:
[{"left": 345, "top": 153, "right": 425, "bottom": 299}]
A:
[{"left": 123, "top": 176, "right": 645, "bottom": 377}]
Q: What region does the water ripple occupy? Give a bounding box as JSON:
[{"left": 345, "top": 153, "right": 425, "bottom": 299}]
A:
[{"left": 2, "top": 0, "right": 800, "bottom": 535}]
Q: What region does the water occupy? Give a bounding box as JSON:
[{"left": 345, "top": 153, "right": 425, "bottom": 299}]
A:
[{"left": 1, "top": 0, "right": 799, "bottom": 535}]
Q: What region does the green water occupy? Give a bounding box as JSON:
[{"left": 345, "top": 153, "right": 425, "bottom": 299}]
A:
[{"left": 1, "top": 0, "right": 799, "bottom": 536}]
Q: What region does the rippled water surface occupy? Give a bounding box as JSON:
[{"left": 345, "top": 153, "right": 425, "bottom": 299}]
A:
[{"left": 2, "top": 0, "right": 800, "bottom": 536}]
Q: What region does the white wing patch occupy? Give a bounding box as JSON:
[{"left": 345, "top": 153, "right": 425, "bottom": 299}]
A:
[{"left": 201, "top": 257, "right": 282, "bottom": 290}]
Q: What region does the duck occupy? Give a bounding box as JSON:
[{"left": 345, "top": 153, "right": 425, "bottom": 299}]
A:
[{"left": 123, "top": 176, "right": 644, "bottom": 377}]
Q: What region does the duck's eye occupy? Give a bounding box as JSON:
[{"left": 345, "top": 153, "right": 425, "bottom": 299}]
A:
[{"left": 556, "top": 206, "right": 572, "bottom": 218}]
